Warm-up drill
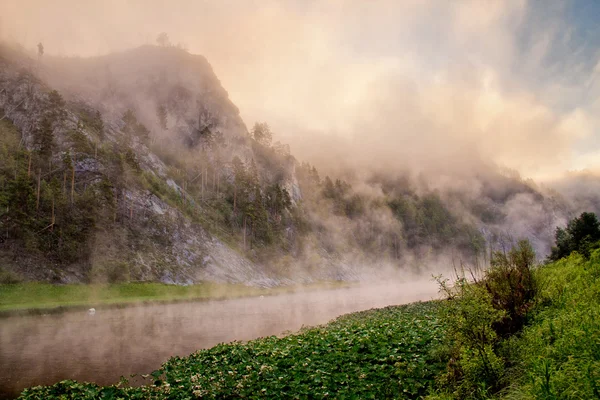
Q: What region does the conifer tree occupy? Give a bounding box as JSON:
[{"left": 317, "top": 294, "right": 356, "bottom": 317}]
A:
[{"left": 157, "top": 104, "right": 168, "bottom": 130}]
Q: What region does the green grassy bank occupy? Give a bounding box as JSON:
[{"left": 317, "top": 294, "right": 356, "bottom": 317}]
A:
[
  {"left": 0, "top": 281, "right": 354, "bottom": 315},
  {"left": 498, "top": 250, "right": 600, "bottom": 398}
]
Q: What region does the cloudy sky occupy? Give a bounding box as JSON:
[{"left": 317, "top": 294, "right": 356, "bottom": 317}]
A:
[{"left": 1, "top": 0, "right": 599, "bottom": 180}]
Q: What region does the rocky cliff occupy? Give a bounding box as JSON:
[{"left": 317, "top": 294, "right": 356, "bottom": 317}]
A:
[{"left": 0, "top": 44, "right": 291, "bottom": 285}]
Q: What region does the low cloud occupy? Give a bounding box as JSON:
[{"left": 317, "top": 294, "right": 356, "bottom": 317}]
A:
[{"left": 1, "top": 0, "right": 598, "bottom": 180}]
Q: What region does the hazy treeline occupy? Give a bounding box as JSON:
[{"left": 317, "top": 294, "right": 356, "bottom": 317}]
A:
[{"left": 1, "top": 42, "right": 599, "bottom": 284}]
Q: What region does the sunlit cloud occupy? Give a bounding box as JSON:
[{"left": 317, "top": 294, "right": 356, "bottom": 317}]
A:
[{"left": 1, "top": 0, "right": 598, "bottom": 181}]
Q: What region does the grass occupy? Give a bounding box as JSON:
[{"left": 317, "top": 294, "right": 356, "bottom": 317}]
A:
[
  {"left": 0, "top": 281, "right": 355, "bottom": 314},
  {"left": 499, "top": 249, "right": 600, "bottom": 399},
  {"left": 426, "top": 247, "right": 600, "bottom": 399},
  {"left": 18, "top": 301, "right": 448, "bottom": 399}
]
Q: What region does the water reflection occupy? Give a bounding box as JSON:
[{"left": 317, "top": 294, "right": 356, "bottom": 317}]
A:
[{"left": 0, "top": 281, "right": 437, "bottom": 399}]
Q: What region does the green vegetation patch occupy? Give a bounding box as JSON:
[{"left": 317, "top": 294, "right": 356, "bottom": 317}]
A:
[
  {"left": 502, "top": 249, "right": 600, "bottom": 399},
  {"left": 0, "top": 281, "right": 354, "bottom": 314},
  {"left": 426, "top": 238, "right": 600, "bottom": 399},
  {"left": 19, "top": 301, "right": 447, "bottom": 399}
]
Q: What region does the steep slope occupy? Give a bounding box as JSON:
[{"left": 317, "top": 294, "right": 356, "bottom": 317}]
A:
[
  {"left": 0, "top": 44, "right": 285, "bottom": 285},
  {"left": 42, "top": 46, "right": 249, "bottom": 146},
  {"left": 0, "top": 43, "right": 596, "bottom": 285}
]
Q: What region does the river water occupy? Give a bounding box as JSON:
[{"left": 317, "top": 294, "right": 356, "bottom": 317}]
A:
[{"left": 0, "top": 280, "right": 438, "bottom": 399}]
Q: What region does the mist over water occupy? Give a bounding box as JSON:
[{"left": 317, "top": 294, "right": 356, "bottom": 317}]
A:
[
  {"left": 1, "top": 1, "right": 600, "bottom": 398},
  {"left": 0, "top": 281, "right": 437, "bottom": 399}
]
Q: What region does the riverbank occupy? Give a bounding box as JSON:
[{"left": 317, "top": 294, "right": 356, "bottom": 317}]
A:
[
  {"left": 0, "top": 281, "right": 356, "bottom": 317},
  {"left": 0, "top": 280, "right": 438, "bottom": 399},
  {"left": 16, "top": 250, "right": 600, "bottom": 399}
]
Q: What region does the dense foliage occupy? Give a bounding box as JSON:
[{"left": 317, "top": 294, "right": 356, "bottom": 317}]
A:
[
  {"left": 1, "top": 94, "right": 490, "bottom": 282},
  {"left": 0, "top": 100, "right": 112, "bottom": 273},
  {"left": 502, "top": 249, "right": 600, "bottom": 399},
  {"left": 296, "top": 162, "right": 486, "bottom": 264},
  {"left": 430, "top": 240, "right": 537, "bottom": 398},
  {"left": 549, "top": 211, "right": 600, "bottom": 261},
  {"left": 428, "top": 230, "right": 600, "bottom": 399}
]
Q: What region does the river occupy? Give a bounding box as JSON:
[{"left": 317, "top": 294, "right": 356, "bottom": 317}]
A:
[{"left": 0, "top": 280, "right": 438, "bottom": 399}]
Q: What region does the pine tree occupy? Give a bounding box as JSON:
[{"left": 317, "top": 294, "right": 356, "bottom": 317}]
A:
[
  {"left": 251, "top": 122, "right": 272, "bottom": 147},
  {"left": 33, "top": 117, "right": 55, "bottom": 163},
  {"left": 231, "top": 156, "right": 246, "bottom": 214},
  {"left": 266, "top": 183, "right": 291, "bottom": 219},
  {"left": 157, "top": 104, "right": 168, "bottom": 130},
  {"left": 122, "top": 109, "right": 137, "bottom": 135},
  {"left": 156, "top": 32, "right": 170, "bottom": 47}
]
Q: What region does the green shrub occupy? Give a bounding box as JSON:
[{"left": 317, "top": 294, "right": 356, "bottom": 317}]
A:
[
  {"left": 486, "top": 239, "right": 537, "bottom": 337},
  {"left": 434, "top": 239, "right": 538, "bottom": 398},
  {"left": 436, "top": 277, "right": 505, "bottom": 398}
]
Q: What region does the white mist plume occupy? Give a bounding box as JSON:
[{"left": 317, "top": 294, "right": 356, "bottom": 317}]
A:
[{"left": 1, "top": 0, "right": 598, "bottom": 181}]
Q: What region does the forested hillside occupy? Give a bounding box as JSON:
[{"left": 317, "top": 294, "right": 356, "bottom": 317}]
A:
[{"left": 0, "top": 43, "right": 595, "bottom": 285}]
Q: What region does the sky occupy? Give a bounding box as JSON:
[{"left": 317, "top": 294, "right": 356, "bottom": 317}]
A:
[{"left": 1, "top": 0, "right": 599, "bottom": 180}]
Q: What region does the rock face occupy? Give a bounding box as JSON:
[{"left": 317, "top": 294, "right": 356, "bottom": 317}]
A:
[
  {"left": 42, "top": 46, "right": 249, "bottom": 142},
  {"left": 0, "top": 43, "right": 291, "bottom": 285}
]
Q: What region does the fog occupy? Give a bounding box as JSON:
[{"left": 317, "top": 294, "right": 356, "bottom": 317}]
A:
[
  {"left": 0, "top": 1, "right": 597, "bottom": 272},
  {"left": 1, "top": 1, "right": 600, "bottom": 397},
  {"left": 1, "top": 0, "right": 599, "bottom": 181},
  {"left": 0, "top": 281, "right": 437, "bottom": 398}
]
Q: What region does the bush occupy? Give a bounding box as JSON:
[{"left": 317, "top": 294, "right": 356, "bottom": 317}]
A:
[
  {"left": 436, "top": 277, "right": 506, "bottom": 398},
  {"left": 486, "top": 239, "right": 537, "bottom": 336},
  {"left": 434, "top": 239, "right": 538, "bottom": 398}
]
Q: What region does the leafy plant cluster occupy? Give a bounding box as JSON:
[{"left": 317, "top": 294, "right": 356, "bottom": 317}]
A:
[
  {"left": 19, "top": 302, "right": 448, "bottom": 399},
  {"left": 430, "top": 239, "right": 538, "bottom": 399}
]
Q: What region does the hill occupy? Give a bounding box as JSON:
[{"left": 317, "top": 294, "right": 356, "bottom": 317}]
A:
[{"left": 0, "top": 43, "right": 595, "bottom": 285}]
